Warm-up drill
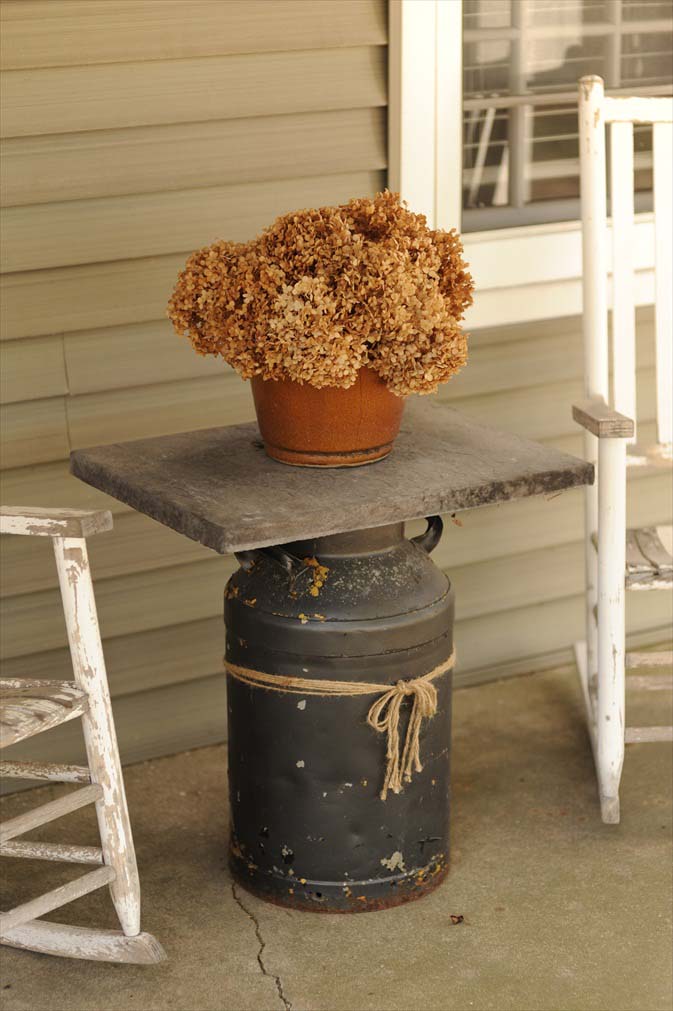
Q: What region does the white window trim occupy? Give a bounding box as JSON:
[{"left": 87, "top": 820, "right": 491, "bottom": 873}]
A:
[{"left": 388, "top": 0, "right": 656, "bottom": 330}]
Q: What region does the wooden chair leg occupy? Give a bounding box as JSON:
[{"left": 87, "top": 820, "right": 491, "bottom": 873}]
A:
[
  {"left": 52, "top": 536, "right": 141, "bottom": 936},
  {"left": 595, "top": 438, "right": 627, "bottom": 824},
  {"left": 583, "top": 431, "right": 599, "bottom": 701}
]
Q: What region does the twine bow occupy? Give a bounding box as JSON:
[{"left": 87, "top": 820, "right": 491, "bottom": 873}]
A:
[
  {"left": 366, "top": 677, "right": 438, "bottom": 800},
  {"left": 224, "top": 649, "right": 454, "bottom": 801}
]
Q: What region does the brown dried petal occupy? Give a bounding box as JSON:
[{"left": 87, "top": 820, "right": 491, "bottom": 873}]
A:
[{"left": 166, "top": 191, "right": 474, "bottom": 395}]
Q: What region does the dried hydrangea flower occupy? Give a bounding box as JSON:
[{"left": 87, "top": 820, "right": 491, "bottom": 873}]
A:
[{"left": 167, "top": 191, "right": 474, "bottom": 396}]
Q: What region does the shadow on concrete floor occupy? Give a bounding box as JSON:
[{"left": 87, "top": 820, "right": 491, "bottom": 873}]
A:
[{"left": 0, "top": 666, "right": 671, "bottom": 1011}]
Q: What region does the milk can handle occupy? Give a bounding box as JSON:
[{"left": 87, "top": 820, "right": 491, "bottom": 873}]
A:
[
  {"left": 411, "top": 515, "right": 443, "bottom": 554},
  {"left": 234, "top": 545, "right": 301, "bottom": 577}
]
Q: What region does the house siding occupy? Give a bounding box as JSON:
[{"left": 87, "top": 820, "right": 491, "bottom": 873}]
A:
[{"left": 0, "top": 0, "right": 387, "bottom": 770}]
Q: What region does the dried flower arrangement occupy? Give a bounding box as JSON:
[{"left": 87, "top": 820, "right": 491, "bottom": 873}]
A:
[{"left": 168, "top": 191, "right": 474, "bottom": 397}]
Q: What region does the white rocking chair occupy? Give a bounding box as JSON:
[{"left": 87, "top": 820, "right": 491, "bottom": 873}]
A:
[
  {"left": 573, "top": 76, "right": 673, "bottom": 824},
  {"left": 0, "top": 507, "right": 166, "bottom": 962}
]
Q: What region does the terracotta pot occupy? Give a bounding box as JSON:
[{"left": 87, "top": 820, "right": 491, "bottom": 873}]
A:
[{"left": 250, "top": 367, "right": 405, "bottom": 467}]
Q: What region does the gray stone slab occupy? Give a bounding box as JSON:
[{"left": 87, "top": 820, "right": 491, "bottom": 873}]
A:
[{"left": 69, "top": 400, "right": 593, "bottom": 554}]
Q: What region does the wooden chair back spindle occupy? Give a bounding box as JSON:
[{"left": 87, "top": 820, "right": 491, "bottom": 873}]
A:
[{"left": 653, "top": 120, "right": 673, "bottom": 448}]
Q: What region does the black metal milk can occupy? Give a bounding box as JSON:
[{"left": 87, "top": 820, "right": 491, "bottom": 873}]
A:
[{"left": 224, "top": 517, "right": 454, "bottom": 911}]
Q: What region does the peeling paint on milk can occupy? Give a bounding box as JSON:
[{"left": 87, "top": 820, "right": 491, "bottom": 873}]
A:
[{"left": 224, "top": 519, "right": 454, "bottom": 911}]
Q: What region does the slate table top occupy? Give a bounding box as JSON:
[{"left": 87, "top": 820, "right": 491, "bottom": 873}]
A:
[{"left": 70, "top": 400, "right": 593, "bottom": 555}]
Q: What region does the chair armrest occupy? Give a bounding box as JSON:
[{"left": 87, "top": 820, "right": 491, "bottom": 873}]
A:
[
  {"left": 572, "top": 399, "right": 634, "bottom": 439},
  {"left": 0, "top": 507, "right": 113, "bottom": 539}
]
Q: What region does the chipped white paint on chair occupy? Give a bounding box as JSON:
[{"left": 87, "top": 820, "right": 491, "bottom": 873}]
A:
[
  {"left": 0, "top": 507, "right": 165, "bottom": 963},
  {"left": 574, "top": 77, "right": 673, "bottom": 824}
]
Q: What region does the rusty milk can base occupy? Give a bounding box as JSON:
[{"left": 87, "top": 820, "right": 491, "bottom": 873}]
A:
[{"left": 230, "top": 851, "right": 449, "bottom": 913}]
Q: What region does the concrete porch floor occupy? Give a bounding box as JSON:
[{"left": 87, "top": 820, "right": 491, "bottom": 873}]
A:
[{"left": 0, "top": 666, "right": 671, "bottom": 1011}]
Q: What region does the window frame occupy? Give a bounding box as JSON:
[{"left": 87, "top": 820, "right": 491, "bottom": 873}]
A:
[{"left": 388, "top": 0, "right": 657, "bottom": 329}]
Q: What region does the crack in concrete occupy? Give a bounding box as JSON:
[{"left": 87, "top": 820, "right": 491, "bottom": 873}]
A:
[{"left": 232, "top": 883, "right": 292, "bottom": 1011}]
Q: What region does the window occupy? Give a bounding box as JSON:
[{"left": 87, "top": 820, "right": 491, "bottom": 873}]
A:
[
  {"left": 462, "top": 0, "right": 673, "bottom": 231},
  {"left": 389, "top": 0, "right": 667, "bottom": 327}
]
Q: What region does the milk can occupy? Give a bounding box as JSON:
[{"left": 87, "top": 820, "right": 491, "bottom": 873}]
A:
[{"left": 224, "top": 517, "right": 454, "bottom": 911}]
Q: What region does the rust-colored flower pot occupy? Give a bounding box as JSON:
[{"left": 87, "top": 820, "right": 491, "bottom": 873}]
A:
[{"left": 251, "top": 367, "right": 405, "bottom": 467}]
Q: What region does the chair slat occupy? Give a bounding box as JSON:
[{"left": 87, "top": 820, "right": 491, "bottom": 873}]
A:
[
  {"left": 0, "top": 681, "right": 88, "bottom": 749},
  {"left": 0, "top": 866, "right": 115, "bottom": 935},
  {"left": 626, "top": 674, "right": 673, "bottom": 692},
  {"left": 0, "top": 785, "right": 102, "bottom": 845},
  {"left": 610, "top": 120, "right": 636, "bottom": 441},
  {"left": 626, "top": 651, "right": 673, "bottom": 669},
  {"left": 625, "top": 529, "right": 650, "bottom": 571},
  {"left": 0, "top": 678, "right": 81, "bottom": 691},
  {"left": 625, "top": 726, "right": 673, "bottom": 743},
  {"left": 626, "top": 571, "right": 673, "bottom": 590},
  {"left": 636, "top": 526, "right": 673, "bottom": 570},
  {"left": 625, "top": 526, "right": 673, "bottom": 589},
  {"left": 603, "top": 95, "right": 673, "bottom": 124},
  {"left": 0, "top": 840, "right": 103, "bottom": 865},
  {"left": 0, "top": 760, "right": 91, "bottom": 783},
  {"left": 653, "top": 121, "right": 673, "bottom": 446},
  {"left": 626, "top": 442, "right": 673, "bottom": 469}
]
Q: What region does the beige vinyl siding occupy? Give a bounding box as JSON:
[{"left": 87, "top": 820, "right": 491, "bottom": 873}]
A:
[
  {"left": 2, "top": 109, "right": 386, "bottom": 206},
  {"left": 0, "top": 397, "right": 70, "bottom": 469},
  {"left": 1, "top": 1, "right": 670, "bottom": 778},
  {"left": 0, "top": 48, "right": 385, "bottom": 137},
  {"left": 1, "top": 255, "right": 194, "bottom": 338},
  {"left": 0, "top": 1, "right": 387, "bottom": 68},
  {"left": 0, "top": 0, "right": 388, "bottom": 775},
  {"left": 1, "top": 171, "right": 383, "bottom": 272}
]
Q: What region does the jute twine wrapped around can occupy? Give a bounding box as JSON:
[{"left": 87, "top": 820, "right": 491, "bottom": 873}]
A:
[{"left": 224, "top": 650, "right": 455, "bottom": 800}]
